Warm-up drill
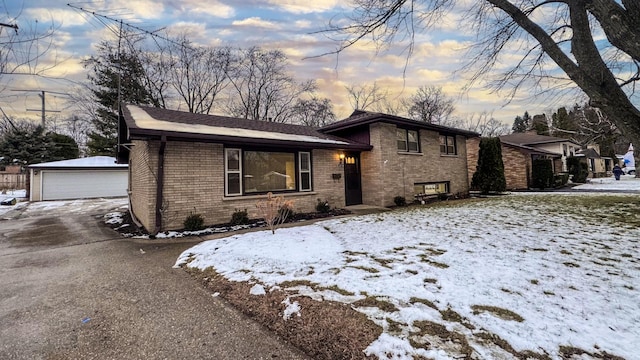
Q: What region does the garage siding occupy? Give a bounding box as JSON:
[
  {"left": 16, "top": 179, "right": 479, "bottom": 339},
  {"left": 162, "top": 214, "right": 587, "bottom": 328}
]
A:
[{"left": 41, "top": 170, "right": 128, "bottom": 200}]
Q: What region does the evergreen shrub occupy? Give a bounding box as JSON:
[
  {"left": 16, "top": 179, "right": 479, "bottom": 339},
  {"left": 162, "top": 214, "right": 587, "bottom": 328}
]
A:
[
  {"left": 315, "top": 199, "right": 331, "bottom": 213},
  {"left": 566, "top": 157, "right": 589, "bottom": 183},
  {"left": 471, "top": 137, "right": 506, "bottom": 194},
  {"left": 393, "top": 196, "right": 407, "bottom": 206},
  {"left": 230, "top": 209, "right": 249, "bottom": 225},
  {"left": 531, "top": 159, "right": 554, "bottom": 189},
  {"left": 184, "top": 213, "right": 205, "bottom": 231}
]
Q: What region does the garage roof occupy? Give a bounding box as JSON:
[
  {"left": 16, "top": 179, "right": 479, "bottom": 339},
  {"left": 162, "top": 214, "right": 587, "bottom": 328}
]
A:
[{"left": 29, "top": 156, "right": 128, "bottom": 169}]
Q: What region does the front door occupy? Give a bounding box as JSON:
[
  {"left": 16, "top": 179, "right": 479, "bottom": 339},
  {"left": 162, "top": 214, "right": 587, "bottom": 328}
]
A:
[{"left": 344, "top": 153, "right": 362, "bottom": 206}]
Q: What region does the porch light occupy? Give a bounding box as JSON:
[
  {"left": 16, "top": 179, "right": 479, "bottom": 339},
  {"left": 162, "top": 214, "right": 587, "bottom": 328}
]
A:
[{"left": 338, "top": 153, "right": 345, "bottom": 165}]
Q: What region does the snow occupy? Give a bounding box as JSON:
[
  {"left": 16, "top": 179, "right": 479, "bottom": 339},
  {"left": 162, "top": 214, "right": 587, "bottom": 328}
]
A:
[
  {"left": 28, "top": 156, "right": 127, "bottom": 168},
  {"left": 281, "top": 297, "right": 301, "bottom": 320},
  {"left": 573, "top": 174, "right": 640, "bottom": 191},
  {"left": 128, "top": 105, "right": 350, "bottom": 145},
  {"left": 176, "top": 190, "right": 640, "bottom": 359}
]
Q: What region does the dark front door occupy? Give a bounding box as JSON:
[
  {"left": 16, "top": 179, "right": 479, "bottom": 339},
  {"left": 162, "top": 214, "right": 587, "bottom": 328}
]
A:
[{"left": 344, "top": 153, "right": 362, "bottom": 206}]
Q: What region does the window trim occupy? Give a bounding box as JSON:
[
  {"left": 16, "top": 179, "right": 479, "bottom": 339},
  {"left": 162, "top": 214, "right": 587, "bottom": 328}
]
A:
[
  {"left": 439, "top": 134, "right": 457, "bottom": 155},
  {"left": 397, "top": 128, "right": 420, "bottom": 153},
  {"left": 414, "top": 181, "right": 450, "bottom": 198},
  {"left": 299, "top": 151, "right": 312, "bottom": 192},
  {"left": 224, "top": 148, "right": 314, "bottom": 196},
  {"left": 225, "top": 148, "right": 242, "bottom": 196}
]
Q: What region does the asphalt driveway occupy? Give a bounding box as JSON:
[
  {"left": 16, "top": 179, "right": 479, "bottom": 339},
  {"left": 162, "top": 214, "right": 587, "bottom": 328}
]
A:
[{"left": 0, "top": 199, "right": 309, "bottom": 360}]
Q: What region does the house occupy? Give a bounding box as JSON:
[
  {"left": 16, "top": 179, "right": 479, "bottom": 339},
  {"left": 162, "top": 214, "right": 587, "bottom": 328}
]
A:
[
  {"left": 467, "top": 133, "right": 581, "bottom": 190},
  {"left": 119, "top": 105, "right": 478, "bottom": 234},
  {"left": 28, "top": 156, "right": 128, "bottom": 201},
  {"left": 575, "top": 145, "right": 613, "bottom": 178}
]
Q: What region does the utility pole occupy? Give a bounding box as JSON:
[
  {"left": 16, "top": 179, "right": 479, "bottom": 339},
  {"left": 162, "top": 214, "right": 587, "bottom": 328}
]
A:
[{"left": 13, "top": 89, "right": 66, "bottom": 128}]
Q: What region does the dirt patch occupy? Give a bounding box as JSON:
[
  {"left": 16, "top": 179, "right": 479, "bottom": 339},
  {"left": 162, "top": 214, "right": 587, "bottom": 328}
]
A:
[{"left": 185, "top": 267, "right": 382, "bottom": 360}]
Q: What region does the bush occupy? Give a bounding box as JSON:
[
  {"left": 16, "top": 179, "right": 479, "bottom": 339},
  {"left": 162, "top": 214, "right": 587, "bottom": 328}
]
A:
[
  {"left": 531, "top": 159, "right": 554, "bottom": 189},
  {"left": 554, "top": 173, "right": 570, "bottom": 187},
  {"left": 471, "top": 137, "right": 506, "bottom": 194},
  {"left": 438, "top": 193, "right": 449, "bottom": 201},
  {"left": 566, "top": 157, "right": 589, "bottom": 183},
  {"left": 393, "top": 196, "right": 407, "bottom": 206},
  {"left": 184, "top": 213, "right": 205, "bottom": 231},
  {"left": 256, "top": 192, "right": 295, "bottom": 234},
  {"left": 316, "top": 199, "right": 331, "bottom": 213},
  {"left": 230, "top": 209, "right": 249, "bottom": 225}
]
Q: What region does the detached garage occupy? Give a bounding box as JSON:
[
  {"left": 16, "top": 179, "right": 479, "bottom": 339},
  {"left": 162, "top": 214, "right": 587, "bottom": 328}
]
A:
[{"left": 29, "top": 156, "right": 128, "bottom": 201}]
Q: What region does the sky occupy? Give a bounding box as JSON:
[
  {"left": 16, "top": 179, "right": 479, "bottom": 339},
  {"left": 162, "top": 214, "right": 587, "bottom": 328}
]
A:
[{"left": 0, "top": 0, "right": 599, "bottom": 127}]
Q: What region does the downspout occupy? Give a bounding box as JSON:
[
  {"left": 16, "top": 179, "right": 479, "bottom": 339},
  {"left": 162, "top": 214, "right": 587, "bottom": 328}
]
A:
[{"left": 154, "top": 135, "right": 167, "bottom": 235}]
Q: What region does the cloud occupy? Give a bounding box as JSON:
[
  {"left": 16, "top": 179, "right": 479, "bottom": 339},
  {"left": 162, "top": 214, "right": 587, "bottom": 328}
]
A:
[
  {"left": 165, "top": 0, "right": 235, "bottom": 18},
  {"left": 265, "top": 0, "right": 340, "bottom": 14},
  {"left": 24, "top": 8, "right": 88, "bottom": 27},
  {"left": 85, "top": 0, "right": 166, "bottom": 20},
  {"left": 232, "top": 17, "right": 281, "bottom": 29}
]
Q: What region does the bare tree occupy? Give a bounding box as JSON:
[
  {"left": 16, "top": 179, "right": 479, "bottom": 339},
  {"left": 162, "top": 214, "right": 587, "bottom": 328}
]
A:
[
  {"left": 404, "top": 85, "right": 455, "bottom": 124},
  {"left": 325, "top": 1, "right": 640, "bottom": 147},
  {"left": 0, "top": 4, "right": 59, "bottom": 93},
  {"left": 159, "top": 36, "right": 234, "bottom": 114},
  {"left": 459, "top": 112, "right": 511, "bottom": 137},
  {"left": 290, "top": 97, "right": 337, "bottom": 127},
  {"left": 345, "top": 82, "right": 389, "bottom": 111},
  {"left": 226, "top": 47, "right": 316, "bottom": 122}
]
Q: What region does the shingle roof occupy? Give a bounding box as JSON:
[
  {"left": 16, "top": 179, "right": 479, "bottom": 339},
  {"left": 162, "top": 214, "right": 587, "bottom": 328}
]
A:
[
  {"left": 499, "top": 133, "right": 580, "bottom": 146},
  {"left": 122, "top": 105, "right": 372, "bottom": 150},
  {"left": 320, "top": 110, "right": 480, "bottom": 137}
]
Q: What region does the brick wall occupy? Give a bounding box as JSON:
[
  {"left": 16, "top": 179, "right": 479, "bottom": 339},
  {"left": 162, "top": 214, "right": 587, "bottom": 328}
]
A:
[
  {"left": 363, "top": 123, "right": 470, "bottom": 207},
  {"left": 466, "top": 138, "right": 530, "bottom": 190},
  {"left": 130, "top": 140, "right": 346, "bottom": 232},
  {"left": 129, "top": 140, "right": 159, "bottom": 231}
]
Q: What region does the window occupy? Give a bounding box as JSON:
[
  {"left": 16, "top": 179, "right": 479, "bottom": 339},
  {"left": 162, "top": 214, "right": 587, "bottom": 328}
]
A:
[
  {"left": 299, "top": 152, "right": 311, "bottom": 191},
  {"left": 563, "top": 144, "right": 568, "bottom": 157},
  {"left": 397, "top": 128, "right": 420, "bottom": 152},
  {"left": 225, "top": 148, "right": 242, "bottom": 196},
  {"left": 244, "top": 151, "right": 296, "bottom": 194},
  {"left": 414, "top": 182, "right": 449, "bottom": 196},
  {"left": 225, "top": 149, "right": 311, "bottom": 196},
  {"left": 439, "top": 135, "right": 456, "bottom": 155}
]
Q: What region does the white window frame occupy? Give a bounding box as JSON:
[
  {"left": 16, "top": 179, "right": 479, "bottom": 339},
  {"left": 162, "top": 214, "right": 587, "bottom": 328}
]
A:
[
  {"left": 299, "top": 152, "right": 312, "bottom": 191},
  {"left": 225, "top": 148, "right": 242, "bottom": 196}
]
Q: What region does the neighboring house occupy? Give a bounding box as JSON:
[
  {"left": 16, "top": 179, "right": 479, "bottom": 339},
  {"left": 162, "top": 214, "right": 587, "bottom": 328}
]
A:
[
  {"left": 29, "top": 156, "right": 128, "bottom": 201},
  {"left": 576, "top": 145, "right": 613, "bottom": 178},
  {"left": 467, "top": 133, "right": 581, "bottom": 190},
  {"left": 119, "top": 106, "right": 478, "bottom": 234}
]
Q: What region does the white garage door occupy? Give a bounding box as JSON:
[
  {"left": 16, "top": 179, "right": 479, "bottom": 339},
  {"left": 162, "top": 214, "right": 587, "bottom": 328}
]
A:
[{"left": 42, "top": 170, "right": 128, "bottom": 201}]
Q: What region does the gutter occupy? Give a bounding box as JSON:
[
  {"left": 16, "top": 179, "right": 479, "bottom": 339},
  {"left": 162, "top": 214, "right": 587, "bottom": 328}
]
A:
[{"left": 154, "top": 135, "right": 167, "bottom": 235}]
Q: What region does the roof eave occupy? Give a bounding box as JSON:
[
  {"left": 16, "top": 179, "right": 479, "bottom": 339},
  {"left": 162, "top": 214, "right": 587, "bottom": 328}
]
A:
[{"left": 128, "top": 128, "right": 373, "bottom": 151}]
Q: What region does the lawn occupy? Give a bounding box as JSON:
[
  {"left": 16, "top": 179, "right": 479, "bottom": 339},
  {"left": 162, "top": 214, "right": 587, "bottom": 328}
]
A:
[{"left": 176, "top": 193, "right": 640, "bottom": 359}]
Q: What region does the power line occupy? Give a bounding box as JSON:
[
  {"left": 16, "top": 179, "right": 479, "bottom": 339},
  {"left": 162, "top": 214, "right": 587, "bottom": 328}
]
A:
[{"left": 67, "top": 4, "right": 184, "bottom": 48}]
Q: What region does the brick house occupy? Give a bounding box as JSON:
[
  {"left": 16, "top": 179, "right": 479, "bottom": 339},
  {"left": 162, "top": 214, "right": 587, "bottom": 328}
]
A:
[
  {"left": 119, "top": 105, "right": 478, "bottom": 233},
  {"left": 467, "top": 133, "right": 581, "bottom": 190}
]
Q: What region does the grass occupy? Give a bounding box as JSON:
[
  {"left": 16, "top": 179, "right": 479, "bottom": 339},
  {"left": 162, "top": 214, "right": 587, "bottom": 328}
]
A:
[
  {"left": 352, "top": 296, "right": 399, "bottom": 312},
  {"left": 471, "top": 305, "right": 525, "bottom": 322}
]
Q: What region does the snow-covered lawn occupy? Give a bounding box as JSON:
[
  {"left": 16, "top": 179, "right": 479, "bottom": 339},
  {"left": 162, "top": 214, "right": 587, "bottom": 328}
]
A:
[
  {"left": 176, "top": 192, "right": 640, "bottom": 359},
  {"left": 573, "top": 174, "right": 640, "bottom": 191}
]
